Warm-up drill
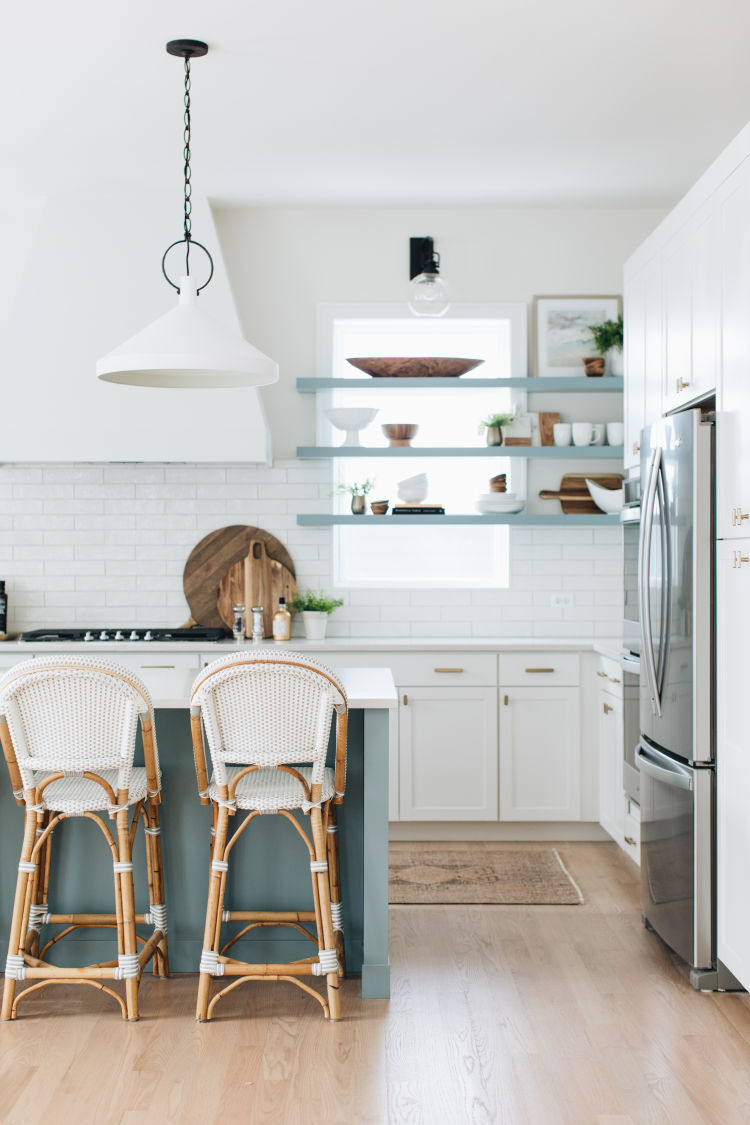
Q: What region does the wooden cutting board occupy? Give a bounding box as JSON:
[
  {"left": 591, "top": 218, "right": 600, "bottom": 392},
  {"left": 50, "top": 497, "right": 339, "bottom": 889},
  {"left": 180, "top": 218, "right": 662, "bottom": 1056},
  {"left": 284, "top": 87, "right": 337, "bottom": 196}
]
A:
[
  {"left": 217, "top": 540, "right": 298, "bottom": 638},
  {"left": 183, "top": 525, "right": 296, "bottom": 629},
  {"left": 539, "top": 473, "right": 623, "bottom": 514}
]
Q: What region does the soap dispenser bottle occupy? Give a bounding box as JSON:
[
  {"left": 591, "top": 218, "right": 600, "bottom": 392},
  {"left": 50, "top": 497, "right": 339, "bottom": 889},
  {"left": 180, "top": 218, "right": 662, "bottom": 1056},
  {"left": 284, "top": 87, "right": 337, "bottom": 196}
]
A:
[{"left": 272, "top": 597, "right": 291, "bottom": 641}]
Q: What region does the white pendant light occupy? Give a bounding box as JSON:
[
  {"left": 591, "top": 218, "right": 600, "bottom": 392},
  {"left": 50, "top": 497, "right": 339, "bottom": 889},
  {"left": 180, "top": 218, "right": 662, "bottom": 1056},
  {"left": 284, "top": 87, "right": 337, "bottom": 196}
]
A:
[{"left": 97, "top": 39, "right": 278, "bottom": 389}]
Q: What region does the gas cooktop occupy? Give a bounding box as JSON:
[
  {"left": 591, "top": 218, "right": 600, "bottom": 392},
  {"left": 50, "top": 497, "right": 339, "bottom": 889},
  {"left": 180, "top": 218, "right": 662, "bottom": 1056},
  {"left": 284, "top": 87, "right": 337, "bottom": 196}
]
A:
[{"left": 19, "top": 626, "right": 230, "bottom": 643}]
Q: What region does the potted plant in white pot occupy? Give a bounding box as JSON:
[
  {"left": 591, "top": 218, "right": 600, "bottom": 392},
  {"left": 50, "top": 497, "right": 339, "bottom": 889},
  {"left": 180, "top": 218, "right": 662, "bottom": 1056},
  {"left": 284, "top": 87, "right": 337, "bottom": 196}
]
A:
[
  {"left": 588, "top": 315, "right": 624, "bottom": 377},
  {"left": 478, "top": 411, "right": 516, "bottom": 447},
  {"left": 291, "top": 589, "right": 345, "bottom": 640}
]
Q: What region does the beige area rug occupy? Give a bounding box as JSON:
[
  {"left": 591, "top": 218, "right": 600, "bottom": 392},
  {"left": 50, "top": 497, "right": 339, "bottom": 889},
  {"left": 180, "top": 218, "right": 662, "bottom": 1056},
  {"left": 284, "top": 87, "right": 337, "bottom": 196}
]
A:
[{"left": 388, "top": 843, "right": 584, "bottom": 905}]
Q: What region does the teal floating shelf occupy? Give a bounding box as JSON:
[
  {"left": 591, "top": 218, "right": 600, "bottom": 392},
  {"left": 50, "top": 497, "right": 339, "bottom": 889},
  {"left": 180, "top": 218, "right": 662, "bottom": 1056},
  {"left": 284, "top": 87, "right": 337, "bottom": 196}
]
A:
[
  {"left": 297, "top": 377, "right": 624, "bottom": 393},
  {"left": 297, "top": 445, "right": 625, "bottom": 459},
  {"left": 296, "top": 513, "right": 622, "bottom": 527}
]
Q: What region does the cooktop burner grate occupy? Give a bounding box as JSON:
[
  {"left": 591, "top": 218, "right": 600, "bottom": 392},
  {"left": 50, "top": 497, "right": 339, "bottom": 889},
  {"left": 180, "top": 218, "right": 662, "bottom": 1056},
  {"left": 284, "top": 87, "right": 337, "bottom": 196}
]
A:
[{"left": 20, "top": 626, "right": 230, "bottom": 643}]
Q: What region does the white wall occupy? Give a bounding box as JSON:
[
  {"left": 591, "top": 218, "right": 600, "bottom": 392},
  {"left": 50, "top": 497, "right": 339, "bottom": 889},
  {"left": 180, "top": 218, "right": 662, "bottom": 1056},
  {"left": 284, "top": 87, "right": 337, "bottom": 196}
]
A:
[
  {"left": 213, "top": 205, "right": 666, "bottom": 458},
  {"left": 2, "top": 204, "right": 666, "bottom": 635}
]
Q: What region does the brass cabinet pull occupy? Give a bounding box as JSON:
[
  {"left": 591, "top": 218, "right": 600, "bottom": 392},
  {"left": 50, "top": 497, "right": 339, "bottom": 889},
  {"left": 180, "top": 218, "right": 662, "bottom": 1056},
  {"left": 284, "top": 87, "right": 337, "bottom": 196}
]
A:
[
  {"left": 603, "top": 703, "right": 614, "bottom": 714},
  {"left": 403, "top": 693, "right": 408, "bottom": 706},
  {"left": 624, "top": 835, "right": 637, "bottom": 847},
  {"left": 503, "top": 694, "right": 509, "bottom": 706},
  {"left": 433, "top": 667, "right": 465, "bottom": 674},
  {"left": 732, "top": 508, "right": 749, "bottom": 526},
  {"left": 140, "top": 664, "right": 176, "bottom": 669},
  {"left": 609, "top": 677, "right": 621, "bottom": 684},
  {"left": 525, "top": 667, "right": 555, "bottom": 673},
  {"left": 596, "top": 671, "right": 608, "bottom": 678},
  {"left": 632, "top": 441, "right": 640, "bottom": 454},
  {"left": 676, "top": 378, "right": 690, "bottom": 393},
  {"left": 733, "top": 551, "right": 750, "bottom": 568}
]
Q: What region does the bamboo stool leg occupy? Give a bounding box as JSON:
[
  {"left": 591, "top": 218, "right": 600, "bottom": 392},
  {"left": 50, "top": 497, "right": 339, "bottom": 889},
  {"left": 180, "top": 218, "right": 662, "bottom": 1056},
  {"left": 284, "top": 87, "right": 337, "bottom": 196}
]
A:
[
  {"left": 115, "top": 803, "right": 140, "bottom": 1021},
  {"left": 310, "top": 806, "right": 341, "bottom": 1021},
  {"left": 326, "top": 806, "right": 346, "bottom": 976},
  {"left": 144, "top": 799, "right": 169, "bottom": 977},
  {"left": 196, "top": 802, "right": 231, "bottom": 1022},
  {"left": 2, "top": 808, "right": 39, "bottom": 1020}
]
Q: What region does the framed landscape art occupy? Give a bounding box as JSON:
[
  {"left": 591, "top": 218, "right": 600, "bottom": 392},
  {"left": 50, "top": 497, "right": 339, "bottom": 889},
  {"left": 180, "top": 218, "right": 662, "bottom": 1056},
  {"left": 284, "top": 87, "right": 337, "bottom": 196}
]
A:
[{"left": 533, "top": 295, "right": 622, "bottom": 377}]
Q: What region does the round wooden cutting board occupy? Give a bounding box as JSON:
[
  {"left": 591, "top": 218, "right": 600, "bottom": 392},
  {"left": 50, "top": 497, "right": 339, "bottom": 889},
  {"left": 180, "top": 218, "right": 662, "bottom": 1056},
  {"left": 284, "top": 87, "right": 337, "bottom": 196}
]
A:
[{"left": 183, "top": 525, "right": 297, "bottom": 629}]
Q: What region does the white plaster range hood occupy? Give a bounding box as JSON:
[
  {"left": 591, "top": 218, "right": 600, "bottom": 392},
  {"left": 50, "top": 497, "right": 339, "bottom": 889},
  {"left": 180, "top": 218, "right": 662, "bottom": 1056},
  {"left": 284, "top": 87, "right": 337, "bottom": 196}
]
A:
[{"left": 0, "top": 194, "right": 273, "bottom": 463}]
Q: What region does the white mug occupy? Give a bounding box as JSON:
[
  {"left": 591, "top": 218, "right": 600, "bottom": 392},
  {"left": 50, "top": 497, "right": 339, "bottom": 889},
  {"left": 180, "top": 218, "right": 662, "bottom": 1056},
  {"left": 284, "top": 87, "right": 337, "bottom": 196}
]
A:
[
  {"left": 590, "top": 423, "right": 606, "bottom": 446},
  {"left": 572, "top": 423, "right": 596, "bottom": 446},
  {"left": 553, "top": 423, "right": 571, "bottom": 446},
  {"left": 606, "top": 422, "right": 624, "bottom": 446}
]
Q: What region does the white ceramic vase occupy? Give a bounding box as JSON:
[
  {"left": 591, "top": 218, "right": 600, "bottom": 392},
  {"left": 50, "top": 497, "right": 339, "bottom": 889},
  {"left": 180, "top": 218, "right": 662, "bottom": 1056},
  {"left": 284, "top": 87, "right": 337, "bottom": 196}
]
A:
[
  {"left": 606, "top": 346, "right": 624, "bottom": 377},
  {"left": 302, "top": 611, "right": 328, "bottom": 641}
]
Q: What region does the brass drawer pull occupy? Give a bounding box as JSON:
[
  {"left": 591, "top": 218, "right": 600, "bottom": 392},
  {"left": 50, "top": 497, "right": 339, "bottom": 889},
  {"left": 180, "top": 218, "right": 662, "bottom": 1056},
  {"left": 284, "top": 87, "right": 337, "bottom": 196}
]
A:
[
  {"left": 624, "top": 835, "right": 637, "bottom": 847},
  {"left": 596, "top": 671, "right": 608, "bottom": 678},
  {"left": 676, "top": 378, "right": 690, "bottom": 393},
  {"left": 603, "top": 703, "right": 614, "bottom": 714},
  {"left": 732, "top": 508, "right": 749, "bottom": 526},
  {"left": 503, "top": 694, "right": 509, "bottom": 706},
  {"left": 632, "top": 442, "right": 640, "bottom": 454},
  {"left": 525, "top": 667, "right": 555, "bottom": 673},
  {"left": 609, "top": 677, "right": 621, "bottom": 684},
  {"left": 140, "top": 664, "right": 177, "bottom": 669},
  {"left": 433, "top": 667, "right": 465, "bottom": 674},
  {"left": 733, "top": 552, "right": 750, "bottom": 568},
  {"left": 403, "top": 693, "right": 408, "bottom": 706}
]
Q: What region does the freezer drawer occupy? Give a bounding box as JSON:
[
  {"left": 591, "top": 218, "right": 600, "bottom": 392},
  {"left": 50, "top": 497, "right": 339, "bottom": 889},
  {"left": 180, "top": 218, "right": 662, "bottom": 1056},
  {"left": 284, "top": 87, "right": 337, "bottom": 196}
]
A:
[{"left": 637, "top": 739, "right": 713, "bottom": 969}]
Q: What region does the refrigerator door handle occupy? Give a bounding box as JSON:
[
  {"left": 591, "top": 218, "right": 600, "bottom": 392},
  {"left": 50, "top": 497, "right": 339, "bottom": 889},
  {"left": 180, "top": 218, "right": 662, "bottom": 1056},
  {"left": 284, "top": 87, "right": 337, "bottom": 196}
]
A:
[
  {"left": 640, "top": 446, "right": 662, "bottom": 717},
  {"left": 655, "top": 457, "right": 672, "bottom": 695},
  {"left": 636, "top": 742, "right": 693, "bottom": 791}
]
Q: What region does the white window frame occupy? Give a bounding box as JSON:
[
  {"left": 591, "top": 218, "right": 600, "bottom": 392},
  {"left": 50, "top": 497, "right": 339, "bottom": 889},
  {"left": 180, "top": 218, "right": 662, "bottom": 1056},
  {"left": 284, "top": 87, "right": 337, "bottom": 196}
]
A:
[{"left": 317, "top": 302, "right": 528, "bottom": 589}]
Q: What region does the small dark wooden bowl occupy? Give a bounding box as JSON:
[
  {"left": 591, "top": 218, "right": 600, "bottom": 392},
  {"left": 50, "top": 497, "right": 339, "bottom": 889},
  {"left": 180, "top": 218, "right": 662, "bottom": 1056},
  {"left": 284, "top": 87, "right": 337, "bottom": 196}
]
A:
[
  {"left": 370, "top": 500, "right": 390, "bottom": 515},
  {"left": 583, "top": 356, "right": 605, "bottom": 377}
]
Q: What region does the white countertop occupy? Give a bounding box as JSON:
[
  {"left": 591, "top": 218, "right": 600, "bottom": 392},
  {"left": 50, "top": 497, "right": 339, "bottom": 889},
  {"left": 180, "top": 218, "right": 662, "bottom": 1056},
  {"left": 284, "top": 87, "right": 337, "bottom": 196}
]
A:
[
  {"left": 4, "top": 635, "right": 620, "bottom": 655},
  {"left": 335, "top": 667, "right": 397, "bottom": 709}
]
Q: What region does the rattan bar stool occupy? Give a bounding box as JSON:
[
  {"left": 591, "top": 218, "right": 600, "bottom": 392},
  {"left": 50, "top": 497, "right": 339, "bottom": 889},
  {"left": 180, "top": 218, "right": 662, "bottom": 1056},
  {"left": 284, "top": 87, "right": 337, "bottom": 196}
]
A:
[
  {"left": 190, "top": 650, "right": 348, "bottom": 1022},
  {"left": 0, "top": 656, "right": 169, "bottom": 1021}
]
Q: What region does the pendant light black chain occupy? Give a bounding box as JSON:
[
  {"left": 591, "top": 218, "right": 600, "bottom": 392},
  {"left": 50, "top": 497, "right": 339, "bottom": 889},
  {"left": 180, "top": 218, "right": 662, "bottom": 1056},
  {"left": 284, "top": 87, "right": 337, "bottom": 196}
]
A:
[
  {"left": 161, "top": 44, "right": 214, "bottom": 294},
  {"left": 183, "top": 56, "right": 192, "bottom": 275}
]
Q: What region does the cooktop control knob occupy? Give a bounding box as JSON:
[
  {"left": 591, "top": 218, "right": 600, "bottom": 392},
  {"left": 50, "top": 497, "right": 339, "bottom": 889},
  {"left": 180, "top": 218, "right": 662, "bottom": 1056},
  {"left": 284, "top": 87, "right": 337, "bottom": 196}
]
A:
[
  {"left": 84, "top": 630, "right": 95, "bottom": 642},
  {"left": 99, "top": 630, "right": 110, "bottom": 641},
  {"left": 143, "top": 630, "right": 154, "bottom": 642},
  {"left": 114, "top": 631, "right": 125, "bottom": 641},
  {"left": 129, "top": 630, "right": 140, "bottom": 641}
]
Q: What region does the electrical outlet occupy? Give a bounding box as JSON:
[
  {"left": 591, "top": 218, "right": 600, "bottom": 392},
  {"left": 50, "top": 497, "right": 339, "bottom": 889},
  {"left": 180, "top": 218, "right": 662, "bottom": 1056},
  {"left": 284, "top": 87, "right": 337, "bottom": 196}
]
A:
[{"left": 550, "top": 593, "right": 574, "bottom": 608}]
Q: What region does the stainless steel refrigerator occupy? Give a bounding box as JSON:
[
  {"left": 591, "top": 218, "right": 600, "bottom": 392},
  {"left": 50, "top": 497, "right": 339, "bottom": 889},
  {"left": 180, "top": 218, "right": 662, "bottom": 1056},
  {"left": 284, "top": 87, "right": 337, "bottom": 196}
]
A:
[{"left": 637, "top": 408, "right": 723, "bottom": 986}]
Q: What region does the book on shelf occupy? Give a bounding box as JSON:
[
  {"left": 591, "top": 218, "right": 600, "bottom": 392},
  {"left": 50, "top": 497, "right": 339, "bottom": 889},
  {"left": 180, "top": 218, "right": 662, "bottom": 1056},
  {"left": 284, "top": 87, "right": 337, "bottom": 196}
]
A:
[{"left": 392, "top": 505, "right": 445, "bottom": 515}]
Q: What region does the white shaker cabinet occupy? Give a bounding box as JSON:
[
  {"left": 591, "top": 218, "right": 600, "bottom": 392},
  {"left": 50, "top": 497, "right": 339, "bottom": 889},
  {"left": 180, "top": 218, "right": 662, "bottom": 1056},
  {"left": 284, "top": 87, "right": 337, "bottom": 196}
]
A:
[
  {"left": 595, "top": 659, "right": 625, "bottom": 844},
  {"left": 716, "top": 538, "right": 750, "bottom": 988},
  {"left": 717, "top": 158, "right": 750, "bottom": 540},
  {"left": 624, "top": 253, "right": 662, "bottom": 470},
  {"left": 499, "top": 685, "right": 581, "bottom": 821},
  {"left": 399, "top": 686, "right": 498, "bottom": 820}
]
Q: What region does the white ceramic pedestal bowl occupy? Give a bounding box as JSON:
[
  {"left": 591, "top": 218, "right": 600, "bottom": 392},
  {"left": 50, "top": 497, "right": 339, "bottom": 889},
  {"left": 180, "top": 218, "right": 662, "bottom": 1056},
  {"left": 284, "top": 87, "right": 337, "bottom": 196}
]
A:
[
  {"left": 397, "top": 473, "right": 428, "bottom": 504},
  {"left": 325, "top": 407, "right": 378, "bottom": 447}
]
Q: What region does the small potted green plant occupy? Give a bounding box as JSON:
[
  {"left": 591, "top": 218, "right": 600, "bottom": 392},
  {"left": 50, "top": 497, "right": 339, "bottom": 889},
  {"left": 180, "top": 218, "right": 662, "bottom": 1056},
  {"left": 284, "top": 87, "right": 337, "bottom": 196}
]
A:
[
  {"left": 478, "top": 411, "right": 516, "bottom": 447},
  {"left": 291, "top": 589, "right": 345, "bottom": 641},
  {"left": 587, "top": 315, "right": 624, "bottom": 377},
  {"left": 332, "top": 477, "right": 376, "bottom": 514}
]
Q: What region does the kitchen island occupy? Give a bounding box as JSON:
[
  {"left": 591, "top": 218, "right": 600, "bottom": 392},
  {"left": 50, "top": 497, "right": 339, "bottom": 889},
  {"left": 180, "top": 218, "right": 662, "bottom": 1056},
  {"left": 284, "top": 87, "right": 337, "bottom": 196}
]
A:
[{"left": 0, "top": 664, "right": 396, "bottom": 999}]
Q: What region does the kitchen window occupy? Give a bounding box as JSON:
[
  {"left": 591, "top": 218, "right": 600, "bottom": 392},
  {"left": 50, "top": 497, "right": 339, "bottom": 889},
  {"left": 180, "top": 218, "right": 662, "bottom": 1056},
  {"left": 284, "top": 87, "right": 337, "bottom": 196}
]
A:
[{"left": 318, "top": 304, "right": 526, "bottom": 588}]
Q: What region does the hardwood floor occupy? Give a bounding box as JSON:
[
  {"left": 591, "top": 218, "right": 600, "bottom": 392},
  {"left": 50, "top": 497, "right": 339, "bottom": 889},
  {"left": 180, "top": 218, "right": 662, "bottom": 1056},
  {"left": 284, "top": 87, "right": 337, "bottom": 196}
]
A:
[{"left": 2, "top": 842, "right": 750, "bottom": 1124}]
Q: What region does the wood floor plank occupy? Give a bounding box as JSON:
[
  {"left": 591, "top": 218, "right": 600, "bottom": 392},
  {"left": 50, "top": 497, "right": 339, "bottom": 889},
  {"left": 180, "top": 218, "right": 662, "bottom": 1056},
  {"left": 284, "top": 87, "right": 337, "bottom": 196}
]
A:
[{"left": 2, "top": 843, "right": 750, "bottom": 1123}]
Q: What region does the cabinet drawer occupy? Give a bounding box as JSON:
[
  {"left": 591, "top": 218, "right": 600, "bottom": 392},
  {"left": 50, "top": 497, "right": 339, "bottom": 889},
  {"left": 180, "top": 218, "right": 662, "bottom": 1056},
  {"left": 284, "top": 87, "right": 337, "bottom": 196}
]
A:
[
  {"left": 498, "top": 652, "right": 579, "bottom": 687},
  {"left": 310, "top": 651, "right": 496, "bottom": 687},
  {"left": 595, "top": 655, "right": 624, "bottom": 696},
  {"left": 115, "top": 654, "right": 202, "bottom": 706}
]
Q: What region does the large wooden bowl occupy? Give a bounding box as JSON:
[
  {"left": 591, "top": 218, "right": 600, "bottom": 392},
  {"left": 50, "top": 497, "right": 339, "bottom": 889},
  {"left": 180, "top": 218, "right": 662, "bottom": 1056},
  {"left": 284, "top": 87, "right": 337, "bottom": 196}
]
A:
[
  {"left": 382, "top": 423, "right": 418, "bottom": 446},
  {"left": 346, "top": 357, "right": 484, "bottom": 378}
]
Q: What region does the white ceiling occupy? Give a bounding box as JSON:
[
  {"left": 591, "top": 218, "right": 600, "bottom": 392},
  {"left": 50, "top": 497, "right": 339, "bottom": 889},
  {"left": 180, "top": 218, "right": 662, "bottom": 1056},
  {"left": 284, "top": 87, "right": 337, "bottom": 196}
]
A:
[{"left": 4, "top": 0, "right": 750, "bottom": 209}]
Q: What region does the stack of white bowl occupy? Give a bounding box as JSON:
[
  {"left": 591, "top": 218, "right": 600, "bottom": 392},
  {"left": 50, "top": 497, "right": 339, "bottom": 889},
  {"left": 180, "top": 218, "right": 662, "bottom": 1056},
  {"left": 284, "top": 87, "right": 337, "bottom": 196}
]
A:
[{"left": 475, "top": 492, "right": 525, "bottom": 515}]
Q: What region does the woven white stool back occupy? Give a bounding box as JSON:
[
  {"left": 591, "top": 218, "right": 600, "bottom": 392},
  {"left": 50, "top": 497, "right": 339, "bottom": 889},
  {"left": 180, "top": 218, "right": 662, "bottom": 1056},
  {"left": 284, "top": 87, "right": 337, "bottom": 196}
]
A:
[
  {"left": 0, "top": 656, "right": 156, "bottom": 791},
  {"left": 191, "top": 651, "right": 347, "bottom": 787}
]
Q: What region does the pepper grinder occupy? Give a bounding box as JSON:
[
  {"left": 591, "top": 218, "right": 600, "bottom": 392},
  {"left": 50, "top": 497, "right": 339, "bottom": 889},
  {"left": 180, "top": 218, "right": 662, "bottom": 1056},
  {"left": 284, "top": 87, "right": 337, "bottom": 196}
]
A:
[
  {"left": 232, "top": 604, "right": 246, "bottom": 642},
  {"left": 251, "top": 605, "right": 264, "bottom": 643}
]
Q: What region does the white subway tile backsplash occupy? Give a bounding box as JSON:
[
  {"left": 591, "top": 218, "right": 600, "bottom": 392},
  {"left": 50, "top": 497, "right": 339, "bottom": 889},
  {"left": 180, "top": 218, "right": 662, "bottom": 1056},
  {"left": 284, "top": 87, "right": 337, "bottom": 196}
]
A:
[{"left": 0, "top": 460, "right": 622, "bottom": 637}]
